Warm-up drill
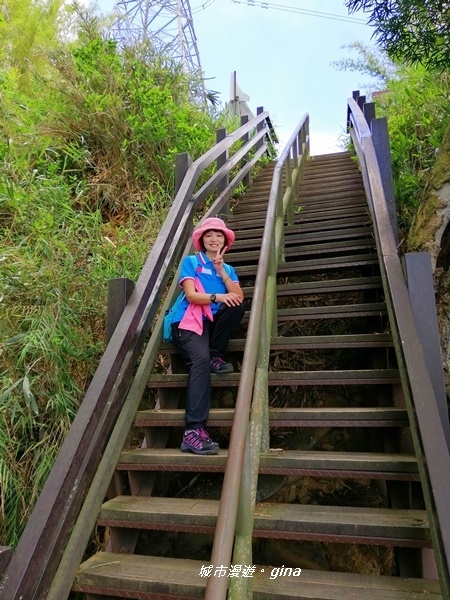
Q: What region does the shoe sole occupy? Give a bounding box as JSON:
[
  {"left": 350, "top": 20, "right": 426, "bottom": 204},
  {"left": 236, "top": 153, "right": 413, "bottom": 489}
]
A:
[
  {"left": 210, "top": 367, "right": 234, "bottom": 374},
  {"left": 181, "top": 443, "right": 219, "bottom": 455}
]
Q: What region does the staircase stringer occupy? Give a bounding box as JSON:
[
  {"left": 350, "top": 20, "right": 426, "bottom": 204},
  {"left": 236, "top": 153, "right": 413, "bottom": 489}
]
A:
[{"left": 349, "top": 94, "right": 450, "bottom": 596}]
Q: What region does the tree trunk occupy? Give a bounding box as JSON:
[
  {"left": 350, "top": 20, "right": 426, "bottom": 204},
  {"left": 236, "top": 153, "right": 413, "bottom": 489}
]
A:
[{"left": 408, "top": 120, "right": 450, "bottom": 390}]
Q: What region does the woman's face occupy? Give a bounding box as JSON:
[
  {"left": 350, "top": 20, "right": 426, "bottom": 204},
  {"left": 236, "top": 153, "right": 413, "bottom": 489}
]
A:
[{"left": 202, "top": 229, "right": 226, "bottom": 254}]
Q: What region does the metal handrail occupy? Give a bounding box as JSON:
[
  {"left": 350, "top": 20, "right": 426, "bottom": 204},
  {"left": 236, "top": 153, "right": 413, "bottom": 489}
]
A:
[
  {"left": 348, "top": 96, "right": 450, "bottom": 596},
  {"left": 0, "top": 111, "right": 275, "bottom": 600},
  {"left": 205, "top": 114, "right": 310, "bottom": 599}
]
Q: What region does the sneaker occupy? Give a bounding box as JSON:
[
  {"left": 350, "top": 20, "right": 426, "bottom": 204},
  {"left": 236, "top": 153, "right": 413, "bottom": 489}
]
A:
[
  {"left": 210, "top": 356, "right": 234, "bottom": 374},
  {"left": 181, "top": 429, "right": 220, "bottom": 455},
  {"left": 198, "top": 428, "right": 220, "bottom": 449}
]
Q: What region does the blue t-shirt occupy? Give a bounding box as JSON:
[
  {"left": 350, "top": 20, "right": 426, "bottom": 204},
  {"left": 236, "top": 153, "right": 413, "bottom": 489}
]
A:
[{"left": 171, "top": 252, "right": 239, "bottom": 323}]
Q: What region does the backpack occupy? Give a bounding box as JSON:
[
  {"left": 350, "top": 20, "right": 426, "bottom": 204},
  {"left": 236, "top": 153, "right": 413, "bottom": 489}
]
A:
[
  {"left": 162, "top": 291, "right": 186, "bottom": 342},
  {"left": 162, "top": 255, "right": 198, "bottom": 343}
]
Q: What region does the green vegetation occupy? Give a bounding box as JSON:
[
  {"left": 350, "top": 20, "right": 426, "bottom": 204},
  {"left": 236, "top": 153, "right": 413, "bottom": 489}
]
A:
[
  {"left": 334, "top": 43, "right": 450, "bottom": 233},
  {"left": 346, "top": 0, "right": 450, "bottom": 71},
  {"left": 375, "top": 67, "right": 450, "bottom": 232},
  {"left": 0, "top": 1, "right": 237, "bottom": 547},
  {"left": 345, "top": 1, "right": 450, "bottom": 239}
]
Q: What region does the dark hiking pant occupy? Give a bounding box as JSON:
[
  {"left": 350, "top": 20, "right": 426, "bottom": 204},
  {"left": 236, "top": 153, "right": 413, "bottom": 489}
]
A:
[{"left": 171, "top": 303, "right": 245, "bottom": 430}]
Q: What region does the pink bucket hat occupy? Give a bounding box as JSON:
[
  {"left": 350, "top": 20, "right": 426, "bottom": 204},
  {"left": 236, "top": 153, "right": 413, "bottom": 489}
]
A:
[{"left": 192, "top": 217, "right": 235, "bottom": 251}]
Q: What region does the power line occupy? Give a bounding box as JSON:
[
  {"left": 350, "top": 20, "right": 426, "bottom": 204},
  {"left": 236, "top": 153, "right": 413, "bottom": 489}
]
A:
[
  {"left": 230, "top": 0, "right": 367, "bottom": 24},
  {"left": 191, "top": 0, "right": 217, "bottom": 14}
]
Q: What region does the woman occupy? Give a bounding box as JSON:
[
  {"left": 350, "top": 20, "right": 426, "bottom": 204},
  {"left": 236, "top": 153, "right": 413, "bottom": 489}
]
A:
[{"left": 170, "top": 217, "right": 245, "bottom": 455}]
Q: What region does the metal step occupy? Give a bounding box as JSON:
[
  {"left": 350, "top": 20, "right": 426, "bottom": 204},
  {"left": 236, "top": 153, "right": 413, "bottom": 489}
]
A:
[
  {"left": 227, "top": 238, "right": 376, "bottom": 263},
  {"left": 232, "top": 214, "right": 370, "bottom": 233},
  {"left": 298, "top": 206, "right": 369, "bottom": 222},
  {"left": 274, "top": 303, "right": 387, "bottom": 321},
  {"left": 299, "top": 185, "right": 365, "bottom": 198},
  {"left": 302, "top": 168, "right": 361, "bottom": 182},
  {"left": 294, "top": 207, "right": 369, "bottom": 224},
  {"left": 147, "top": 369, "right": 401, "bottom": 388},
  {"left": 160, "top": 334, "right": 393, "bottom": 354},
  {"left": 229, "top": 206, "right": 368, "bottom": 229},
  {"left": 98, "top": 496, "right": 430, "bottom": 547},
  {"left": 231, "top": 227, "right": 374, "bottom": 250},
  {"left": 297, "top": 188, "right": 366, "bottom": 203},
  {"left": 117, "top": 448, "right": 418, "bottom": 480},
  {"left": 73, "top": 552, "right": 442, "bottom": 599},
  {"left": 203, "top": 303, "right": 388, "bottom": 326},
  {"left": 136, "top": 407, "right": 409, "bottom": 428},
  {"left": 295, "top": 192, "right": 367, "bottom": 208},
  {"left": 235, "top": 253, "right": 379, "bottom": 277},
  {"left": 242, "top": 275, "right": 383, "bottom": 296},
  {"left": 292, "top": 216, "right": 372, "bottom": 233},
  {"left": 300, "top": 174, "right": 363, "bottom": 188},
  {"left": 235, "top": 199, "right": 367, "bottom": 216}
]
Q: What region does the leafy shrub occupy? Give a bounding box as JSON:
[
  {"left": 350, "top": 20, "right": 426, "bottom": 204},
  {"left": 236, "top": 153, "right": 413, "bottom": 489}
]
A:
[
  {"left": 0, "top": 3, "right": 238, "bottom": 546},
  {"left": 46, "top": 28, "right": 218, "bottom": 218},
  {"left": 334, "top": 43, "right": 450, "bottom": 234},
  {"left": 375, "top": 66, "right": 450, "bottom": 232}
]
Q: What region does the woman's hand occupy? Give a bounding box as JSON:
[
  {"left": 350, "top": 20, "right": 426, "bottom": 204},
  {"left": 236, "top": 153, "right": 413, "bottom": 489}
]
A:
[
  {"left": 217, "top": 292, "right": 243, "bottom": 306},
  {"left": 212, "top": 246, "right": 228, "bottom": 277},
  {"left": 213, "top": 245, "right": 244, "bottom": 303}
]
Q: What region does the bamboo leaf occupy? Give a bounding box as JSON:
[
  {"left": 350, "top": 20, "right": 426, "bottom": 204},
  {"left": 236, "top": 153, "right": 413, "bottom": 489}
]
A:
[
  {"left": 23, "top": 376, "right": 39, "bottom": 414},
  {"left": 4, "top": 333, "right": 27, "bottom": 346},
  {"left": 0, "top": 378, "right": 23, "bottom": 404}
]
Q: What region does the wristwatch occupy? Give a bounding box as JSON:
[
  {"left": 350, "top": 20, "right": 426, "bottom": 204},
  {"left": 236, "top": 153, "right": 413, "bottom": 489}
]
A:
[{"left": 210, "top": 294, "right": 217, "bottom": 303}]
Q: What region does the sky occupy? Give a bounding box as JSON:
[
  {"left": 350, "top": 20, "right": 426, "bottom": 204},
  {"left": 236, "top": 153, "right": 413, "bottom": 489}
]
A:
[{"left": 94, "top": 0, "right": 376, "bottom": 155}]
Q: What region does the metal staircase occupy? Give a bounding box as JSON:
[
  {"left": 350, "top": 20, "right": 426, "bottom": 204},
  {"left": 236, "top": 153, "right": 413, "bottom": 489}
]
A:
[
  {"left": 1, "top": 98, "right": 449, "bottom": 600},
  {"left": 72, "top": 152, "right": 441, "bottom": 599}
]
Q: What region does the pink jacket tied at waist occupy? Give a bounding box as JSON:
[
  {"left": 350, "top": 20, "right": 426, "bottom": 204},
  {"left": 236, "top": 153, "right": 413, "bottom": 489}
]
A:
[{"left": 178, "top": 278, "right": 213, "bottom": 335}]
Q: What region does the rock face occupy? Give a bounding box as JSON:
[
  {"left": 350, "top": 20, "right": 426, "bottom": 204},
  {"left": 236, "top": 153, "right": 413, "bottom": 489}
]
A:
[
  {"left": 408, "top": 123, "right": 450, "bottom": 392},
  {"left": 408, "top": 182, "right": 450, "bottom": 269},
  {"left": 434, "top": 268, "right": 450, "bottom": 388}
]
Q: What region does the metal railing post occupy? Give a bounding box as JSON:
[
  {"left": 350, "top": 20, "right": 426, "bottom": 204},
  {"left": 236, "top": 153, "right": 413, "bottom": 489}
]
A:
[
  {"left": 256, "top": 106, "right": 264, "bottom": 151},
  {"left": 240, "top": 115, "right": 250, "bottom": 188},
  {"left": 285, "top": 152, "right": 294, "bottom": 225},
  {"left": 106, "top": 278, "right": 135, "bottom": 344},
  {"left": 363, "top": 101, "right": 376, "bottom": 127},
  {"left": 216, "top": 128, "right": 229, "bottom": 214},
  {"left": 291, "top": 138, "right": 299, "bottom": 212},
  {"left": 175, "top": 151, "right": 193, "bottom": 194}
]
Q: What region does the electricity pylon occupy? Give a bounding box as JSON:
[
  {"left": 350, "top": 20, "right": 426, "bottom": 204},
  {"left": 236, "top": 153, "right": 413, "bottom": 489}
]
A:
[{"left": 112, "top": 0, "right": 204, "bottom": 79}]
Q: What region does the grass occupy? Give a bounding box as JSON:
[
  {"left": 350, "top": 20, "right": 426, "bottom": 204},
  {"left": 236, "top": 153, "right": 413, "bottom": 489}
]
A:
[
  {"left": 0, "top": 165, "right": 171, "bottom": 545},
  {"left": 0, "top": 1, "right": 257, "bottom": 548}
]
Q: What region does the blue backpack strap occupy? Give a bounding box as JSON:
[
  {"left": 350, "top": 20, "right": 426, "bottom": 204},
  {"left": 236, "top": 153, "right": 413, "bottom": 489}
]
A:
[{"left": 189, "top": 254, "right": 199, "bottom": 271}]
